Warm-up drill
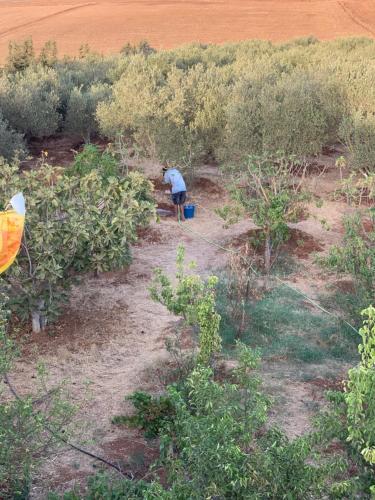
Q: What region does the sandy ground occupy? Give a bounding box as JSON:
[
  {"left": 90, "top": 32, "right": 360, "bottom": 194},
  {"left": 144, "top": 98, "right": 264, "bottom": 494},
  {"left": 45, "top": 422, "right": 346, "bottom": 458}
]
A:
[
  {"left": 3, "top": 159, "right": 357, "bottom": 497},
  {"left": 0, "top": 1, "right": 375, "bottom": 61}
]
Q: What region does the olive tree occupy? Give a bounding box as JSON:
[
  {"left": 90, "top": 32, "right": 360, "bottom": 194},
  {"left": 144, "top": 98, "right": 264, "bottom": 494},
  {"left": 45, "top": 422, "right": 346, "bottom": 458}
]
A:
[
  {"left": 0, "top": 66, "right": 61, "bottom": 138},
  {"left": 0, "top": 159, "right": 154, "bottom": 332},
  {"left": 64, "top": 83, "right": 111, "bottom": 142},
  {"left": 97, "top": 57, "right": 229, "bottom": 168}
]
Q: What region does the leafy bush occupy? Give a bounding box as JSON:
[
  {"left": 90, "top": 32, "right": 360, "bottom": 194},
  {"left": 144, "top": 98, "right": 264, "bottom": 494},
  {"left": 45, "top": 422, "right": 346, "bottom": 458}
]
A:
[
  {"left": 67, "top": 144, "right": 118, "bottom": 179},
  {"left": 0, "top": 159, "right": 154, "bottom": 332},
  {"left": 0, "top": 112, "right": 26, "bottom": 161},
  {"left": 48, "top": 473, "right": 169, "bottom": 500},
  {"left": 97, "top": 58, "right": 229, "bottom": 166},
  {"left": 59, "top": 344, "right": 340, "bottom": 499},
  {"left": 113, "top": 391, "right": 175, "bottom": 438}
]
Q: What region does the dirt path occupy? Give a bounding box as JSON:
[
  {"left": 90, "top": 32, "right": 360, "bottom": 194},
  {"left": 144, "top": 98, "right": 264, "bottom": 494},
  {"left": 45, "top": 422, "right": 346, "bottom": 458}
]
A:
[{"left": 6, "top": 163, "right": 353, "bottom": 497}]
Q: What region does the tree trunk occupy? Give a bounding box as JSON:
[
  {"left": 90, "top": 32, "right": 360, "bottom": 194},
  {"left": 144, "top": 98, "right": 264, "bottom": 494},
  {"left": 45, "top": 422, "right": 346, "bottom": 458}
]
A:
[
  {"left": 31, "top": 300, "right": 47, "bottom": 333},
  {"left": 264, "top": 233, "right": 271, "bottom": 274}
]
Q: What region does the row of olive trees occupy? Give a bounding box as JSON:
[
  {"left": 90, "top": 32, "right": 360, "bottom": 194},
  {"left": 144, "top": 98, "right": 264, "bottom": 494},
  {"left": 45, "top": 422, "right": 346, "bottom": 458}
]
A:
[{"left": 3, "top": 37, "right": 375, "bottom": 172}]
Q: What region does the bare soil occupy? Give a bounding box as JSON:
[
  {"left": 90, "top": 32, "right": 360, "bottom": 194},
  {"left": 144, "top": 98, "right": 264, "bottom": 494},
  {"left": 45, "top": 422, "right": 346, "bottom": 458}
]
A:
[
  {"left": 1, "top": 1, "right": 375, "bottom": 61},
  {"left": 3, "top": 158, "right": 357, "bottom": 497}
]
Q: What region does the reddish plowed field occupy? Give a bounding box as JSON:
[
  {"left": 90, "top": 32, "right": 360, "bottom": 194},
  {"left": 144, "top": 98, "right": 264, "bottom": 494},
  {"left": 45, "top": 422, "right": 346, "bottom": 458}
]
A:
[{"left": 0, "top": 1, "right": 375, "bottom": 60}]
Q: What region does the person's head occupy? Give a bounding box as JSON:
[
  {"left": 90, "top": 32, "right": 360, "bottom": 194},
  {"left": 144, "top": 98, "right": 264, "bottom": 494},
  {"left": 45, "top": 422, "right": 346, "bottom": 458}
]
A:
[{"left": 162, "top": 165, "right": 168, "bottom": 175}]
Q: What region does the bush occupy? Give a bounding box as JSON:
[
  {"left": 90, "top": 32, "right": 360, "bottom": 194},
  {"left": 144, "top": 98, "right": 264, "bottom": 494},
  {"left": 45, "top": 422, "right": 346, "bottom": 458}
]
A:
[
  {"left": 113, "top": 391, "right": 175, "bottom": 438},
  {"left": 97, "top": 57, "right": 229, "bottom": 166},
  {"left": 0, "top": 159, "right": 154, "bottom": 332},
  {"left": 150, "top": 245, "right": 222, "bottom": 365},
  {"left": 0, "top": 112, "right": 26, "bottom": 161},
  {"left": 67, "top": 144, "right": 118, "bottom": 179}
]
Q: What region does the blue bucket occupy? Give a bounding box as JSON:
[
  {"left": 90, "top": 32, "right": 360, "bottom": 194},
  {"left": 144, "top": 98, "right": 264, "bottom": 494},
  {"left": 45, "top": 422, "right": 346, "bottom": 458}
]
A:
[{"left": 184, "top": 205, "right": 195, "bottom": 219}]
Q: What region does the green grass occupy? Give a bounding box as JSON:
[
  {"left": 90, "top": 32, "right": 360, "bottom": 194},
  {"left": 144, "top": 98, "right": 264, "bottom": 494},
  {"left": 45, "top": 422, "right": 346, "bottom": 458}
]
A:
[{"left": 217, "top": 283, "right": 359, "bottom": 364}]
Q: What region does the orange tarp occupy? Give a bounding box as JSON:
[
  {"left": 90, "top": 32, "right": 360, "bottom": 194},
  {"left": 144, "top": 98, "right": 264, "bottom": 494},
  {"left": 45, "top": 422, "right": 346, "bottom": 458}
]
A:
[{"left": 0, "top": 210, "right": 25, "bottom": 274}]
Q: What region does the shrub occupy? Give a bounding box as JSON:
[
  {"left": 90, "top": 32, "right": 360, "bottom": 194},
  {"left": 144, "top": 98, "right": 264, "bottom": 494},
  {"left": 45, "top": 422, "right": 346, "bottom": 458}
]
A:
[
  {"left": 0, "top": 159, "right": 154, "bottom": 332},
  {"left": 67, "top": 144, "right": 118, "bottom": 179},
  {"left": 97, "top": 58, "right": 229, "bottom": 167},
  {"left": 315, "top": 307, "right": 375, "bottom": 497},
  {"left": 222, "top": 70, "right": 343, "bottom": 161},
  {"left": 0, "top": 112, "right": 26, "bottom": 161},
  {"left": 113, "top": 391, "right": 175, "bottom": 438},
  {"left": 150, "top": 245, "right": 222, "bottom": 365}
]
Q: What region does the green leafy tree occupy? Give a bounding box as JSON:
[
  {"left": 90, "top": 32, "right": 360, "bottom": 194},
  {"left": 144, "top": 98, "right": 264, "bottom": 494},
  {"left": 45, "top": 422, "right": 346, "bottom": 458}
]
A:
[
  {"left": 150, "top": 245, "right": 222, "bottom": 365},
  {"left": 219, "top": 153, "right": 310, "bottom": 272},
  {"left": 315, "top": 308, "right": 375, "bottom": 497},
  {"left": 0, "top": 159, "right": 154, "bottom": 332}
]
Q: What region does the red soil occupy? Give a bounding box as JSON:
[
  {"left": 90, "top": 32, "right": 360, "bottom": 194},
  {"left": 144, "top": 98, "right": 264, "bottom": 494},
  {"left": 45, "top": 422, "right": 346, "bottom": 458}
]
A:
[{"left": 1, "top": 1, "right": 375, "bottom": 61}]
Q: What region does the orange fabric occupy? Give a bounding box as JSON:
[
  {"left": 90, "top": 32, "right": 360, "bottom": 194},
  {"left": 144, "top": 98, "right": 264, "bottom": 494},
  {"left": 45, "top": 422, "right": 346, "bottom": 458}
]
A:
[{"left": 0, "top": 210, "right": 25, "bottom": 274}]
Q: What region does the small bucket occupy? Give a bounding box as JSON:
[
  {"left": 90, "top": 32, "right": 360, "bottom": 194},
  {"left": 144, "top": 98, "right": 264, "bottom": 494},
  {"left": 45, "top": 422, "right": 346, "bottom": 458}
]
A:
[{"left": 184, "top": 205, "right": 195, "bottom": 219}]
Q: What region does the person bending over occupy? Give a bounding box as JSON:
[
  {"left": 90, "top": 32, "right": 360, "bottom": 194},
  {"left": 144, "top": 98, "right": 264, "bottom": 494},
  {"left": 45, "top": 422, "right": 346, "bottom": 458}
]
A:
[{"left": 162, "top": 166, "right": 187, "bottom": 222}]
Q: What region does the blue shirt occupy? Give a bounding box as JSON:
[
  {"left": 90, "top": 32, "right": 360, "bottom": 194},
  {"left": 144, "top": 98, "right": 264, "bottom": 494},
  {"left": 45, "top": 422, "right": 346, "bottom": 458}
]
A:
[{"left": 163, "top": 168, "right": 186, "bottom": 194}]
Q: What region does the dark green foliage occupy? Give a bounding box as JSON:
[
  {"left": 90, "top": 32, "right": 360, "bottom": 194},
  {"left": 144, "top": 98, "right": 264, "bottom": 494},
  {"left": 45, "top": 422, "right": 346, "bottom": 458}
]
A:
[
  {"left": 67, "top": 144, "right": 118, "bottom": 179},
  {"left": 113, "top": 391, "right": 175, "bottom": 438}
]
